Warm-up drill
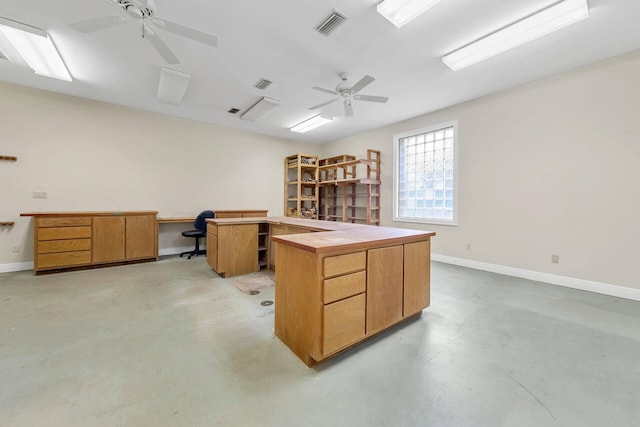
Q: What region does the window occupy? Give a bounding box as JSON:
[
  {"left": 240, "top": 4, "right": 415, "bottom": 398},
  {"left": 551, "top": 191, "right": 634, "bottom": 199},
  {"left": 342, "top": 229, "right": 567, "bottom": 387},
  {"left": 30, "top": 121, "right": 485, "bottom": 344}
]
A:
[{"left": 393, "top": 121, "right": 458, "bottom": 225}]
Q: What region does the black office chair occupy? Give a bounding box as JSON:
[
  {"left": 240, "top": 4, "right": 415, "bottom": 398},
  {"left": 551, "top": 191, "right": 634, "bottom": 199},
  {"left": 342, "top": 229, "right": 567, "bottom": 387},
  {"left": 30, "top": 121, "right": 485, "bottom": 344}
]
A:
[{"left": 180, "top": 210, "right": 214, "bottom": 259}]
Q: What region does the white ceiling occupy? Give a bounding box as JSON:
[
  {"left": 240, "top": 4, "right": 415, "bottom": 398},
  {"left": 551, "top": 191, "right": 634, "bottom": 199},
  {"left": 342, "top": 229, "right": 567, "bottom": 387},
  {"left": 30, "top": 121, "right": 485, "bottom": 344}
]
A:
[{"left": 1, "top": 0, "right": 639, "bottom": 144}]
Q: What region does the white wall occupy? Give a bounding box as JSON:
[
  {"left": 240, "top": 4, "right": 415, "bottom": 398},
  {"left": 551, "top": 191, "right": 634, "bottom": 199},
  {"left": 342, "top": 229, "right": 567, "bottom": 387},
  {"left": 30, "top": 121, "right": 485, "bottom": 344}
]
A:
[
  {"left": 322, "top": 50, "right": 640, "bottom": 291},
  {"left": 0, "top": 83, "right": 315, "bottom": 265}
]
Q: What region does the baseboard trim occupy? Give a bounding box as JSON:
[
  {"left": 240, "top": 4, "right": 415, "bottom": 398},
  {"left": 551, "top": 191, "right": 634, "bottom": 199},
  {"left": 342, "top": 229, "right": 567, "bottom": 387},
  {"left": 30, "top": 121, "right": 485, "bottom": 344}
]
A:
[
  {"left": 0, "top": 261, "right": 34, "bottom": 273},
  {"left": 1, "top": 247, "right": 196, "bottom": 273},
  {"left": 431, "top": 254, "right": 640, "bottom": 302}
]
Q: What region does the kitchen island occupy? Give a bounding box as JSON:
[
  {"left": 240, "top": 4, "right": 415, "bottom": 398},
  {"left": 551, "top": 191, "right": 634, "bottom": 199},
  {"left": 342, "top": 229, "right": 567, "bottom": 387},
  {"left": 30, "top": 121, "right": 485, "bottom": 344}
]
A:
[{"left": 206, "top": 216, "right": 435, "bottom": 366}]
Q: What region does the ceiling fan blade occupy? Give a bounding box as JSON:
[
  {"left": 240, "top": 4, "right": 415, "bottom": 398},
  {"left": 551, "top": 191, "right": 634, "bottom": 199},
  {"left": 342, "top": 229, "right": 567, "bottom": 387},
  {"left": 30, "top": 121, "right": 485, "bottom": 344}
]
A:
[
  {"left": 353, "top": 94, "right": 389, "bottom": 103},
  {"left": 309, "top": 98, "right": 339, "bottom": 110},
  {"left": 69, "top": 16, "right": 127, "bottom": 33},
  {"left": 350, "top": 75, "right": 375, "bottom": 94},
  {"left": 144, "top": 27, "right": 179, "bottom": 64},
  {"left": 312, "top": 86, "right": 338, "bottom": 95},
  {"left": 344, "top": 101, "right": 354, "bottom": 117},
  {"left": 151, "top": 18, "right": 218, "bottom": 47}
]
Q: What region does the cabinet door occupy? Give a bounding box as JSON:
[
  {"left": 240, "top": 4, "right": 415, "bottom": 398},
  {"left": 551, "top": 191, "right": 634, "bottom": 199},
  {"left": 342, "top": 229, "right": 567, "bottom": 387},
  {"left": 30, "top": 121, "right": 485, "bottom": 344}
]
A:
[
  {"left": 207, "top": 233, "right": 218, "bottom": 271},
  {"left": 367, "top": 245, "right": 403, "bottom": 334},
  {"left": 218, "top": 224, "right": 258, "bottom": 276},
  {"left": 93, "top": 216, "right": 125, "bottom": 263},
  {"left": 125, "top": 215, "right": 157, "bottom": 259},
  {"left": 404, "top": 240, "right": 431, "bottom": 316}
]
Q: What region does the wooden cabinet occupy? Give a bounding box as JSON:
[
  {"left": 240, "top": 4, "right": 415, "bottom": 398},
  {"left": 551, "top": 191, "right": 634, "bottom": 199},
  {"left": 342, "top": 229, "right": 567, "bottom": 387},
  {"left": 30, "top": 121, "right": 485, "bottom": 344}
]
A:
[
  {"left": 285, "top": 154, "right": 319, "bottom": 219},
  {"left": 93, "top": 216, "right": 125, "bottom": 263},
  {"left": 125, "top": 215, "right": 157, "bottom": 259},
  {"left": 214, "top": 210, "right": 268, "bottom": 219},
  {"left": 274, "top": 236, "right": 432, "bottom": 366},
  {"left": 207, "top": 223, "right": 258, "bottom": 278},
  {"left": 22, "top": 211, "right": 157, "bottom": 274},
  {"left": 403, "top": 240, "right": 430, "bottom": 316},
  {"left": 269, "top": 223, "right": 312, "bottom": 270},
  {"left": 366, "top": 246, "right": 404, "bottom": 334}
]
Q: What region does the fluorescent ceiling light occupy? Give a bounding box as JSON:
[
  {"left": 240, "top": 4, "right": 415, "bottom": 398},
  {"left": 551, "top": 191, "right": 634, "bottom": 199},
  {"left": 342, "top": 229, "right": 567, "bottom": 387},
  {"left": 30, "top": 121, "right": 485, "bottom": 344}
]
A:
[
  {"left": 240, "top": 97, "right": 280, "bottom": 122},
  {"left": 0, "top": 16, "right": 72, "bottom": 81},
  {"left": 377, "top": 0, "right": 440, "bottom": 28},
  {"left": 442, "top": 0, "right": 589, "bottom": 71},
  {"left": 157, "top": 67, "right": 191, "bottom": 105},
  {"left": 290, "top": 115, "right": 333, "bottom": 133}
]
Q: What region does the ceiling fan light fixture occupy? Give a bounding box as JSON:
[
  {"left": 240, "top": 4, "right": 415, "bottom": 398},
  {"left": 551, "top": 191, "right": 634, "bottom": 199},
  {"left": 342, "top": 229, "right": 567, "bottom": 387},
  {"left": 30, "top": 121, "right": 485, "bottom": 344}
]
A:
[
  {"left": 442, "top": 0, "right": 589, "bottom": 71},
  {"left": 0, "top": 16, "right": 71, "bottom": 81},
  {"left": 240, "top": 96, "right": 280, "bottom": 122},
  {"left": 290, "top": 115, "right": 333, "bottom": 133},
  {"left": 377, "top": 0, "right": 440, "bottom": 28},
  {"left": 157, "top": 66, "right": 191, "bottom": 105}
]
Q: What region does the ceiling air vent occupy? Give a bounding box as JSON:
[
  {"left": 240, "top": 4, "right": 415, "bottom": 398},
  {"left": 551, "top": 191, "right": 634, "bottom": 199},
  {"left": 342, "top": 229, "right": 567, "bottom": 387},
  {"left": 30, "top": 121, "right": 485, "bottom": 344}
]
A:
[
  {"left": 254, "top": 78, "right": 273, "bottom": 90},
  {"left": 314, "top": 9, "right": 348, "bottom": 36},
  {"left": 227, "top": 107, "right": 241, "bottom": 114}
]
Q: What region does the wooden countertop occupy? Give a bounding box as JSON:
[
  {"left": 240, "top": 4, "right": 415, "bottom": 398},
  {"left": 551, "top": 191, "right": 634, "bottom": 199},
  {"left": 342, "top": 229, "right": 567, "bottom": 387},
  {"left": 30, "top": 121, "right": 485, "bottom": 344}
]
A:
[
  {"left": 21, "top": 211, "right": 158, "bottom": 217},
  {"left": 207, "top": 216, "right": 435, "bottom": 254}
]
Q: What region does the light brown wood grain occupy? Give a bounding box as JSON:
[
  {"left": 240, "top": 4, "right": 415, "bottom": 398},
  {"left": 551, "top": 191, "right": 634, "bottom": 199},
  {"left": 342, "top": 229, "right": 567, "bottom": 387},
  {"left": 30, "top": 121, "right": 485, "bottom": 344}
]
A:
[
  {"left": 38, "top": 251, "right": 91, "bottom": 269},
  {"left": 323, "top": 270, "right": 366, "bottom": 304},
  {"left": 92, "top": 216, "right": 125, "bottom": 263},
  {"left": 216, "top": 224, "right": 258, "bottom": 277},
  {"left": 37, "top": 226, "right": 91, "bottom": 241},
  {"left": 38, "top": 239, "right": 91, "bottom": 254},
  {"left": 36, "top": 217, "right": 92, "bottom": 227},
  {"left": 322, "top": 293, "right": 366, "bottom": 356},
  {"left": 366, "top": 245, "right": 404, "bottom": 335},
  {"left": 403, "top": 240, "right": 431, "bottom": 316},
  {"left": 206, "top": 233, "right": 218, "bottom": 271},
  {"left": 275, "top": 242, "right": 323, "bottom": 366},
  {"left": 125, "top": 215, "right": 157, "bottom": 260},
  {"left": 323, "top": 251, "right": 366, "bottom": 278}
]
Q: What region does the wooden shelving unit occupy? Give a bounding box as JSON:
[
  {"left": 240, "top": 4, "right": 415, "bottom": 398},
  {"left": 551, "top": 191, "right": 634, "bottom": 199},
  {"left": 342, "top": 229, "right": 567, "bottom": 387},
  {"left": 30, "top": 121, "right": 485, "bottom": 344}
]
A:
[
  {"left": 319, "top": 149, "right": 381, "bottom": 225},
  {"left": 284, "top": 153, "right": 319, "bottom": 219},
  {"left": 258, "top": 222, "right": 269, "bottom": 269}
]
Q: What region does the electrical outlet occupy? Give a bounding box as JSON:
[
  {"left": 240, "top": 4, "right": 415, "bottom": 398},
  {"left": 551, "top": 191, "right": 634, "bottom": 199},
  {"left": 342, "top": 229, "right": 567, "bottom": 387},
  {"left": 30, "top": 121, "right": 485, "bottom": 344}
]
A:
[
  {"left": 12, "top": 245, "right": 20, "bottom": 253},
  {"left": 551, "top": 254, "right": 559, "bottom": 264},
  {"left": 32, "top": 191, "right": 47, "bottom": 199}
]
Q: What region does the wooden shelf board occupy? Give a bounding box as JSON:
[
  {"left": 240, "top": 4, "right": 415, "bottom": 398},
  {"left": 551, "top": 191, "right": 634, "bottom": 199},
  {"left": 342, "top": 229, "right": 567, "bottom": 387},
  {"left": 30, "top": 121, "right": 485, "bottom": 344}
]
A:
[
  {"left": 319, "top": 178, "right": 380, "bottom": 185},
  {"left": 0, "top": 221, "right": 15, "bottom": 227},
  {"left": 318, "top": 159, "right": 371, "bottom": 169},
  {"left": 0, "top": 156, "right": 17, "bottom": 161}
]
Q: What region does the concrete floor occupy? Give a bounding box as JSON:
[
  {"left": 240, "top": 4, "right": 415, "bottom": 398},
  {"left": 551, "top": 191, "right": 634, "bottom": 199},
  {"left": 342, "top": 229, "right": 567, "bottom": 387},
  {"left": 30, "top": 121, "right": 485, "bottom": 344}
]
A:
[{"left": 1, "top": 258, "right": 639, "bottom": 427}]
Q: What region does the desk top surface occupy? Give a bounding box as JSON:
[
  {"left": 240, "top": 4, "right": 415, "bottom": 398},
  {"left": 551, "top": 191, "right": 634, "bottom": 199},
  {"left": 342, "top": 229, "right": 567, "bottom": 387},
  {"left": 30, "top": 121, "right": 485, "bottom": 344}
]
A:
[{"left": 207, "top": 216, "right": 435, "bottom": 254}]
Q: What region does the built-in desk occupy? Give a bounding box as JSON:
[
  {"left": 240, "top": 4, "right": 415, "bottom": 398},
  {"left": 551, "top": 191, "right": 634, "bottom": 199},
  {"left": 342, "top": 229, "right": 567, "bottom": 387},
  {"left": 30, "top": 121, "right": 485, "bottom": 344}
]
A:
[{"left": 206, "top": 216, "right": 435, "bottom": 366}]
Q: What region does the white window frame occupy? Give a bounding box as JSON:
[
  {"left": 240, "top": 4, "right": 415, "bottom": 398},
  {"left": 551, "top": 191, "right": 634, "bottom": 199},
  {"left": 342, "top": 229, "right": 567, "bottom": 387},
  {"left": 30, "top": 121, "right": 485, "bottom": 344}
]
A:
[{"left": 393, "top": 120, "right": 459, "bottom": 226}]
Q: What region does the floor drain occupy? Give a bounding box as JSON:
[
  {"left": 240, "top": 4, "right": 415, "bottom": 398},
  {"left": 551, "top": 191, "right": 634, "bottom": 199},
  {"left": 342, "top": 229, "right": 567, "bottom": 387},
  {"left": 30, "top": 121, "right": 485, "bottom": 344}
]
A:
[
  {"left": 249, "top": 290, "right": 260, "bottom": 295},
  {"left": 260, "top": 300, "right": 273, "bottom": 306}
]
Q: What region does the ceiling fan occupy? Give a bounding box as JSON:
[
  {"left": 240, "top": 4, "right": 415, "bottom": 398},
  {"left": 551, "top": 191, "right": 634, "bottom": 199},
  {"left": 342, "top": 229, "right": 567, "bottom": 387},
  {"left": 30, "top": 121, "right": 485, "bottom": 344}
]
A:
[
  {"left": 69, "top": 0, "right": 218, "bottom": 64},
  {"left": 309, "top": 72, "right": 389, "bottom": 117}
]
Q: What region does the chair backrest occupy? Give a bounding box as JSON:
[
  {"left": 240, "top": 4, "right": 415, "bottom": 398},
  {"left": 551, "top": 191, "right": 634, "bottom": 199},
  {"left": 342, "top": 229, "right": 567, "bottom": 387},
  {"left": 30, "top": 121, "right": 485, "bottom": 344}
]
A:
[{"left": 194, "top": 210, "right": 215, "bottom": 230}]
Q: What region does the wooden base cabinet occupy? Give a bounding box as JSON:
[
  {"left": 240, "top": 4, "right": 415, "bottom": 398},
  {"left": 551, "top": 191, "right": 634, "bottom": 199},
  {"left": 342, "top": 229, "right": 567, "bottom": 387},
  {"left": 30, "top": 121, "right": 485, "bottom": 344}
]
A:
[
  {"left": 22, "top": 212, "right": 157, "bottom": 274},
  {"left": 207, "top": 223, "right": 258, "bottom": 278},
  {"left": 274, "top": 238, "right": 431, "bottom": 367}
]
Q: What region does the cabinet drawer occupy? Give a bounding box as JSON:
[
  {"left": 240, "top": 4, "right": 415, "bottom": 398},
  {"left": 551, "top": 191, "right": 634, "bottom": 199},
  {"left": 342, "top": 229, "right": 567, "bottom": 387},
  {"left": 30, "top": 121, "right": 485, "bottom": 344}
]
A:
[
  {"left": 36, "top": 217, "right": 91, "bottom": 227},
  {"left": 323, "top": 293, "right": 366, "bottom": 356},
  {"left": 323, "top": 270, "right": 366, "bottom": 304},
  {"left": 38, "top": 239, "right": 91, "bottom": 254},
  {"left": 323, "top": 251, "right": 366, "bottom": 278},
  {"left": 38, "top": 251, "right": 92, "bottom": 269},
  {"left": 38, "top": 226, "right": 92, "bottom": 241},
  {"left": 207, "top": 223, "right": 218, "bottom": 236}
]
